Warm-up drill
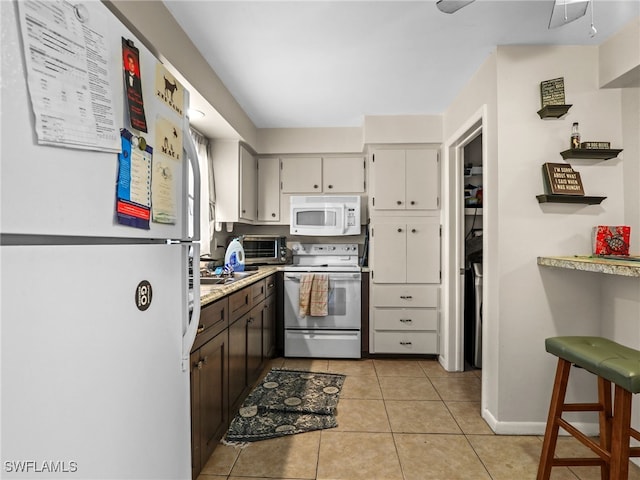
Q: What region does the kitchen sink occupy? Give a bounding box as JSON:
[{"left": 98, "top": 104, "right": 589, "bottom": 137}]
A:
[{"left": 200, "top": 270, "right": 258, "bottom": 285}]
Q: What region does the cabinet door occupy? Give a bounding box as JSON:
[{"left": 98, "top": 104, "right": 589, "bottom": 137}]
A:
[
  {"left": 281, "top": 157, "right": 322, "bottom": 193},
  {"left": 406, "top": 149, "right": 439, "bottom": 210},
  {"left": 240, "top": 146, "right": 257, "bottom": 221},
  {"left": 198, "top": 332, "right": 229, "bottom": 469},
  {"left": 371, "top": 150, "right": 406, "bottom": 210},
  {"left": 228, "top": 315, "right": 248, "bottom": 412},
  {"left": 247, "top": 303, "right": 264, "bottom": 386},
  {"left": 257, "top": 157, "right": 280, "bottom": 222},
  {"left": 190, "top": 350, "right": 202, "bottom": 478},
  {"left": 323, "top": 156, "right": 365, "bottom": 193},
  {"left": 372, "top": 222, "right": 407, "bottom": 283},
  {"left": 263, "top": 293, "right": 276, "bottom": 359},
  {"left": 406, "top": 222, "right": 440, "bottom": 283}
]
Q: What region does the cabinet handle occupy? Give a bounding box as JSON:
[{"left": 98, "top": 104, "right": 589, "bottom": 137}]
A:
[
  {"left": 196, "top": 360, "right": 204, "bottom": 370},
  {"left": 267, "top": 283, "right": 275, "bottom": 288},
  {"left": 328, "top": 184, "right": 333, "bottom": 189},
  {"left": 397, "top": 228, "right": 403, "bottom": 233},
  {"left": 400, "top": 341, "right": 412, "bottom": 346},
  {"left": 247, "top": 317, "right": 253, "bottom": 325},
  {"left": 242, "top": 209, "right": 246, "bottom": 213},
  {"left": 399, "top": 319, "right": 412, "bottom": 323},
  {"left": 400, "top": 295, "right": 413, "bottom": 299},
  {"left": 314, "top": 184, "right": 319, "bottom": 189},
  {"left": 271, "top": 213, "right": 276, "bottom": 217},
  {"left": 197, "top": 324, "right": 205, "bottom": 334},
  {"left": 410, "top": 200, "right": 416, "bottom": 205},
  {"left": 397, "top": 200, "right": 402, "bottom": 205},
  {"left": 202, "top": 356, "right": 208, "bottom": 365},
  {"left": 411, "top": 229, "right": 417, "bottom": 233}
]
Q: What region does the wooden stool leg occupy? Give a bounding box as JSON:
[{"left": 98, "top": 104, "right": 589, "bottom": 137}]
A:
[
  {"left": 537, "top": 358, "right": 572, "bottom": 480},
  {"left": 597, "top": 377, "right": 612, "bottom": 480},
  {"left": 610, "top": 385, "right": 632, "bottom": 480}
]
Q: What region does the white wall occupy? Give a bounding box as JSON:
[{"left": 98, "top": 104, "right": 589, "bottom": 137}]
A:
[
  {"left": 444, "top": 44, "right": 632, "bottom": 433},
  {"left": 256, "top": 127, "right": 363, "bottom": 154}
]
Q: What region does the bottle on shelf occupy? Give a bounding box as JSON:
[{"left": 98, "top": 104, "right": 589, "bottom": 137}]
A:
[{"left": 571, "top": 122, "right": 580, "bottom": 149}]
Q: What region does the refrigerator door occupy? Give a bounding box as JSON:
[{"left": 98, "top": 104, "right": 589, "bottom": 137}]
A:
[
  {"left": 1, "top": 1, "right": 199, "bottom": 242},
  {"left": 1, "top": 243, "right": 191, "bottom": 479}
]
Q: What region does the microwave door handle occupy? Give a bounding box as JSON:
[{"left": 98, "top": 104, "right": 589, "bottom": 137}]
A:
[{"left": 340, "top": 205, "right": 347, "bottom": 234}]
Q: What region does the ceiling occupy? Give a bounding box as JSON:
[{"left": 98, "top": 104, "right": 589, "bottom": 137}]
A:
[{"left": 163, "top": 0, "right": 639, "bottom": 137}]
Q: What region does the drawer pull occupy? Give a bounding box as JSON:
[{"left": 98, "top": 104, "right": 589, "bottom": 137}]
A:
[
  {"left": 399, "top": 319, "right": 412, "bottom": 323},
  {"left": 197, "top": 324, "right": 205, "bottom": 334},
  {"left": 400, "top": 295, "right": 413, "bottom": 299},
  {"left": 400, "top": 341, "right": 412, "bottom": 346}
]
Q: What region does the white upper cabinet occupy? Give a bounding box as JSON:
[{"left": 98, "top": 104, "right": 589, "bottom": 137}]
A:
[
  {"left": 280, "top": 157, "right": 323, "bottom": 193},
  {"left": 257, "top": 157, "right": 280, "bottom": 222},
  {"left": 239, "top": 146, "right": 257, "bottom": 222},
  {"left": 281, "top": 156, "right": 365, "bottom": 194},
  {"left": 211, "top": 141, "right": 257, "bottom": 224},
  {"left": 322, "top": 156, "right": 365, "bottom": 193},
  {"left": 371, "top": 148, "right": 439, "bottom": 210}
]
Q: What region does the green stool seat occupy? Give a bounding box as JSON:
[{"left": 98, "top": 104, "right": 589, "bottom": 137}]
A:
[{"left": 546, "top": 336, "right": 640, "bottom": 393}]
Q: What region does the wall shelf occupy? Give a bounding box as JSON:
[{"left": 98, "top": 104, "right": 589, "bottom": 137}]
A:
[
  {"left": 559, "top": 148, "right": 623, "bottom": 160},
  {"left": 537, "top": 104, "right": 572, "bottom": 119},
  {"left": 536, "top": 194, "right": 606, "bottom": 205}
]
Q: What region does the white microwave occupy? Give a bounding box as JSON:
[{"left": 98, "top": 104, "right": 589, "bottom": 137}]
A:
[{"left": 290, "top": 195, "right": 361, "bottom": 236}]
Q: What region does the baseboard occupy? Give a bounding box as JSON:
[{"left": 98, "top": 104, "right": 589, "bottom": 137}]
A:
[{"left": 481, "top": 408, "right": 601, "bottom": 436}]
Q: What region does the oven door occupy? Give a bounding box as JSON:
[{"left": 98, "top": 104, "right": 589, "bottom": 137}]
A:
[{"left": 283, "top": 271, "right": 361, "bottom": 329}]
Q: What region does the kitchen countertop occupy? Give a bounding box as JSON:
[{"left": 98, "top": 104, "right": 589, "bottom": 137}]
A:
[
  {"left": 537, "top": 256, "right": 640, "bottom": 278},
  {"left": 199, "top": 266, "right": 281, "bottom": 306}
]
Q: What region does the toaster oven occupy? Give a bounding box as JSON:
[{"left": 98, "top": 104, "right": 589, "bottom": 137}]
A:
[{"left": 240, "top": 235, "right": 287, "bottom": 265}]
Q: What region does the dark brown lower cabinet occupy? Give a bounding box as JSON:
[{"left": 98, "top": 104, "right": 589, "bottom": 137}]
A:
[
  {"left": 191, "top": 274, "right": 278, "bottom": 479},
  {"left": 191, "top": 330, "right": 228, "bottom": 479},
  {"left": 228, "top": 311, "right": 249, "bottom": 414}
]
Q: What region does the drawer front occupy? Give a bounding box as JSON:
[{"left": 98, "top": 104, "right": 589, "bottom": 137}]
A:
[
  {"left": 229, "top": 287, "right": 252, "bottom": 321},
  {"left": 372, "top": 284, "right": 439, "bottom": 307},
  {"left": 373, "top": 331, "right": 438, "bottom": 354},
  {"left": 264, "top": 274, "right": 277, "bottom": 298},
  {"left": 374, "top": 308, "right": 437, "bottom": 331},
  {"left": 200, "top": 298, "right": 229, "bottom": 334},
  {"left": 251, "top": 279, "right": 266, "bottom": 305}
]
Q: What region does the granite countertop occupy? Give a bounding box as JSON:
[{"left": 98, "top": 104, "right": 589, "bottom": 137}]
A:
[
  {"left": 537, "top": 256, "right": 640, "bottom": 278},
  {"left": 199, "top": 266, "right": 281, "bottom": 306}
]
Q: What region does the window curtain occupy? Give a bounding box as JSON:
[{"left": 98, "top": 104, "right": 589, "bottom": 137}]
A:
[{"left": 190, "top": 128, "right": 215, "bottom": 256}]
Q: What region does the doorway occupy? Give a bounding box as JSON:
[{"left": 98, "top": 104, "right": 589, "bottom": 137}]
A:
[
  {"left": 440, "top": 106, "right": 487, "bottom": 374},
  {"left": 462, "top": 134, "right": 483, "bottom": 371}
]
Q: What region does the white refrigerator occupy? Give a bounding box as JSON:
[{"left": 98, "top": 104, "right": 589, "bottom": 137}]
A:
[{"left": 1, "top": 1, "right": 201, "bottom": 478}]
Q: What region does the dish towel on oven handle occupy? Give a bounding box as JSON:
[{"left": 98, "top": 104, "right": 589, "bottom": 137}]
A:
[
  {"left": 298, "top": 273, "right": 314, "bottom": 317},
  {"left": 310, "top": 274, "right": 328, "bottom": 317}
]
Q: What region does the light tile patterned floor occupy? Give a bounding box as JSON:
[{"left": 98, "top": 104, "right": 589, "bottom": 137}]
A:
[{"left": 197, "top": 357, "right": 640, "bottom": 480}]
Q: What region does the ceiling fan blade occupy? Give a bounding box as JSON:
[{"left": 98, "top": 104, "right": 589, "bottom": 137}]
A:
[
  {"left": 436, "top": 0, "right": 476, "bottom": 14},
  {"left": 548, "top": 0, "right": 590, "bottom": 28}
]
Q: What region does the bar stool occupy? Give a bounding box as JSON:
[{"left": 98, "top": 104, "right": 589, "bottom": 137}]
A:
[{"left": 537, "top": 336, "right": 640, "bottom": 480}]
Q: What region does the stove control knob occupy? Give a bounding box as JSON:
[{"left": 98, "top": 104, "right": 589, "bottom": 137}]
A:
[
  {"left": 328, "top": 246, "right": 336, "bottom": 251},
  {"left": 292, "top": 245, "right": 299, "bottom": 251}
]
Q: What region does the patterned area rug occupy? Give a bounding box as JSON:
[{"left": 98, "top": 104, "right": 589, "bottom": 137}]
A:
[{"left": 224, "top": 368, "right": 346, "bottom": 443}]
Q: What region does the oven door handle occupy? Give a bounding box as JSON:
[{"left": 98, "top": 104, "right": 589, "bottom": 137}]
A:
[{"left": 284, "top": 273, "right": 361, "bottom": 281}]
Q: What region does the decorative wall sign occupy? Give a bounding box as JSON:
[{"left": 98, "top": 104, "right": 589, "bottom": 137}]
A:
[
  {"left": 540, "top": 77, "right": 566, "bottom": 107},
  {"left": 542, "top": 162, "right": 585, "bottom": 196},
  {"left": 580, "top": 141, "right": 611, "bottom": 150}
]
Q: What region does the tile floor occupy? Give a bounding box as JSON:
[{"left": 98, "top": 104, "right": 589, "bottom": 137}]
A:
[{"left": 197, "top": 357, "right": 640, "bottom": 480}]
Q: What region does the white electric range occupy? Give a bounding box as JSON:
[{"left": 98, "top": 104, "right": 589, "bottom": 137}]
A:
[{"left": 282, "top": 243, "right": 362, "bottom": 358}]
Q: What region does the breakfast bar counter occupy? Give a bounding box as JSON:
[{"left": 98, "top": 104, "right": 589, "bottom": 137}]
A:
[{"left": 537, "top": 256, "right": 640, "bottom": 278}]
